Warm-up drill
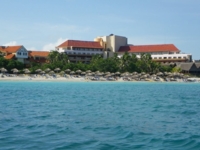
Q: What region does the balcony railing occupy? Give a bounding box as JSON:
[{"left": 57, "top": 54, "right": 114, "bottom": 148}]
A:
[
  {"left": 69, "top": 57, "right": 92, "bottom": 61},
  {"left": 153, "top": 58, "right": 189, "bottom": 62}
]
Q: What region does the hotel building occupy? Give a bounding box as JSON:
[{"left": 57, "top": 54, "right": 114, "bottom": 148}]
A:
[
  {"left": 57, "top": 34, "right": 192, "bottom": 63},
  {"left": 95, "top": 34, "right": 192, "bottom": 63},
  {"left": 56, "top": 40, "right": 104, "bottom": 63}
]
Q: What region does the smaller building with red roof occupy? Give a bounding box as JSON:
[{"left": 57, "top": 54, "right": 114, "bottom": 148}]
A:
[
  {"left": 0, "top": 45, "right": 28, "bottom": 63},
  {"left": 28, "top": 51, "right": 49, "bottom": 64},
  {"left": 0, "top": 45, "right": 49, "bottom": 65}
]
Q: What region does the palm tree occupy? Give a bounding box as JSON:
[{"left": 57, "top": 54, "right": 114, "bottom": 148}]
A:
[
  {"left": 47, "top": 51, "right": 69, "bottom": 64},
  {"left": 120, "top": 52, "right": 131, "bottom": 72},
  {"left": 47, "top": 51, "right": 57, "bottom": 63}
]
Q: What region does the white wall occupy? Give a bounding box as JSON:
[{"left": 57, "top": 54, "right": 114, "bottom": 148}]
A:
[
  {"left": 118, "top": 52, "right": 192, "bottom": 61},
  {"left": 15, "top": 46, "right": 28, "bottom": 59},
  {"left": 95, "top": 35, "right": 127, "bottom": 58}
]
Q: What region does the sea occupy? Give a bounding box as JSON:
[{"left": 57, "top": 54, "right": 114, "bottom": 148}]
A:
[{"left": 0, "top": 81, "right": 200, "bottom": 150}]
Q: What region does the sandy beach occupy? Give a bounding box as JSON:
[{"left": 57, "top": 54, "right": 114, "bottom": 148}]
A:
[
  {"left": 0, "top": 75, "right": 200, "bottom": 83},
  {"left": 0, "top": 74, "right": 200, "bottom": 82},
  {"left": 0, "top": 74, "right": 125, "bottom": 82},
  {"left": 0, "top": 75, "right": 87, "bottom": 82}
]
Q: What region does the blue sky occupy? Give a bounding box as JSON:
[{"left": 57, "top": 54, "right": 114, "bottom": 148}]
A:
[{"left": 1, "top": 0, "right": 200, "bottom": 59}]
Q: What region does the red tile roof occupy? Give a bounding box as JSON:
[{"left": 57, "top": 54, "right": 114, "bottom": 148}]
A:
[
  {"left": 57, "top": 40, "right": 103, "bottom": 49},
  {"left": 4, "top": 54, "right": 15, "bottom": 59},
  {"left": 29, "top": 57, "right": 47, "bottom": 63},
  {"left": 0, "top": 46, "right": 7, "bottom": 53},
  {"left": 29, "top": 51, "right": 49, "bottom": 57},
  {"left": 118, "top": 44, "right": 180, "bottom": 53},
  {"left": 2, "top": 46, "right": 22, "bottom": 53}
]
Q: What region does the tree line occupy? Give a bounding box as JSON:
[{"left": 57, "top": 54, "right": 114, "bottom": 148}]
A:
[
  {"left": 32, "top": 51, "right": 173, "bottom": 73},
  {"left": 0, "top": 51, "right": 173, "bottom": 74}
]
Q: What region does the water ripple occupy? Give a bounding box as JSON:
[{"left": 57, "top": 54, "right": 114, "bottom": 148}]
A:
[{"left": 0, "top": 82, "right": 200, "bottom": 149}]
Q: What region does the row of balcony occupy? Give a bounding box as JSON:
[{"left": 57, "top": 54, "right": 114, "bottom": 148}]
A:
[
  {"left": 62, "top": 48, "right": 103, "bottom": 51},
  {"left": 153, "top": 57, "right": 188, "bottom": 60},
  {"left": 153, "top": 58, "right": 189, "bottom": 62},
  {"left": 67, "top": 53, "right": 103, "bottom": 57},
  {"left": 69, "top": 57, "right": 92, "bottom": 61},
  {"left": 59, "top": 49, "right": 103, "bottom": 55}
]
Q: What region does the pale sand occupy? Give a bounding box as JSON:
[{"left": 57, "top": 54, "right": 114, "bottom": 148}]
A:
[
  {"left": 0, "top": 75, "right": 124, "bottom": 82},
  {"left": 1, "top": 74, "right": 199, "bottom": 82},
  {"left": 0, "top": 76, "right": 87, "bottom": 82}
]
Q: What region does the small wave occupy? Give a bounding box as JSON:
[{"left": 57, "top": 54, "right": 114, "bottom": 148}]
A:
[{"left": 162, "top": 136, "right": 200, "bottom": 149}]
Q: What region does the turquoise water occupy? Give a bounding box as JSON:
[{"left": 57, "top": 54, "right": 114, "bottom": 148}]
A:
[{"left": 0, "top": 82, "right": 200, "bottom": 150}]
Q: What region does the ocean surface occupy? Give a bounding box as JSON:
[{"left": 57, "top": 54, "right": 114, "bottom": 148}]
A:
[{"left": 0, "top": 81, "right": 200, "bottom": 150}]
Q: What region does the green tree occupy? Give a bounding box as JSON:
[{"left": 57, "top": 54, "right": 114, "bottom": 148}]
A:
[
  {"left": 120, "top": 52, "right": 131, "bottom": 72},
  {"left": 47, "top": 51, "right": 69, "bottom": 64},
  {"left": 0, "top": 51, "right": 4, "bottom": 57},
  {"left": 137, "top": 53, "right": 152, "bottom": 73},
  {"left": 128, "top": 53, "right": 138, "bottom": 72},
  {"left": 0, "top": 57, "right": 9, "bottom": 68},
  {"left": 172, "top": 66, "right": 181, "bottom": 73}
]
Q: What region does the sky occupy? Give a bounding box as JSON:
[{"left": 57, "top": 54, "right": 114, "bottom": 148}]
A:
[{"left": 0, "top": 0, "right": 200, "bottom": 59}]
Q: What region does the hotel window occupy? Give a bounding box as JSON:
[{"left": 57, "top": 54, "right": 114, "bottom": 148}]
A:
[
  {"left": 173, "top": 57, "right": 176, "bottom": 59},
  {"left": 168, "top": 57, "right": 171, "bottom": 59},
  {"left": 178, "top": 57, "right": 181, "bottom": 59},
  {"left": 164, "top": 57, "right": 167, "bottom": 59},
  {"left": 154, "top": 57, "right": 157, "bottom": 59},
  {"left": 159, "top": 57, "right": 162, "bottom": 59}
]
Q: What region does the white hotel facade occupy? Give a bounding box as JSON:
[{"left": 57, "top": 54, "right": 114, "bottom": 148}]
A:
[{"left": 56, "top": 34, "right": 192, "bottom": 63}]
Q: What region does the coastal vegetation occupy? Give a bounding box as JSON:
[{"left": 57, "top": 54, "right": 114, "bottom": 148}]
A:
[
  {"left": 0, "top": 56, "right": 24, "bottom": 72},
  {"left": 0, "top": 51, "right": 174, "bottom": 74}
]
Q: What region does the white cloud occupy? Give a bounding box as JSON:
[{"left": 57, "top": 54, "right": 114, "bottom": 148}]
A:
[
  {"left": 27, "top": 47, "right": 37, "bottom": 50},
  {"left": 3, "top": 41, "right": 18, "bottom": 46},
  {"left": 42, "top": 38, "right": 68, "bottom": 51}
]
